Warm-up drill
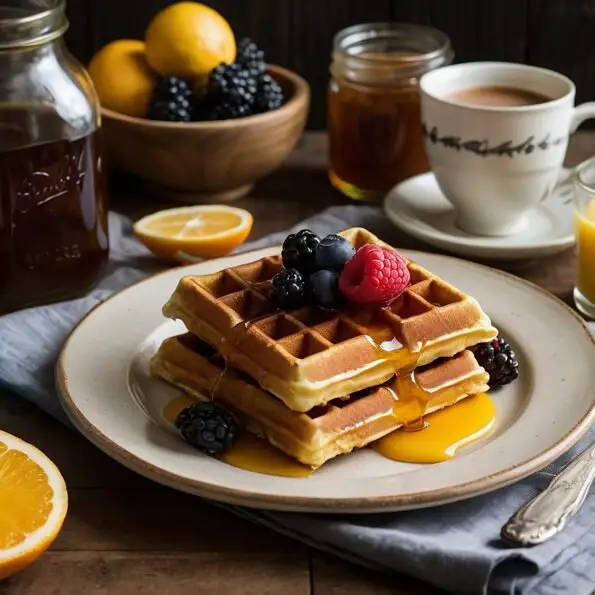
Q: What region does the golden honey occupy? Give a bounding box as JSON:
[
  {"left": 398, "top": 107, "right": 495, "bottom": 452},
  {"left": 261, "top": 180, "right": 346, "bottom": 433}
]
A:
[{"left": 328, "top": 23, "right": 453, "bottom": 202}]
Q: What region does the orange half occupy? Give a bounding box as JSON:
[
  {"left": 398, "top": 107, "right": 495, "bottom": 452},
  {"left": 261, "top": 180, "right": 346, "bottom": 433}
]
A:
[
  {"left": 0, "top": 431, "right": 68, "bottom": 579},
  {"left": 133, "top": 205, "right": 254, "bottom": 261}
]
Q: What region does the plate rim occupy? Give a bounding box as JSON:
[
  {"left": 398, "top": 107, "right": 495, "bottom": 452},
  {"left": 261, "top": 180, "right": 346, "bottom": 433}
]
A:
[
  {"left": 384, "top": 173, "right": 575, "bottom": 259},
  {"left": 55, "top": 245, "right": 595, "bottom": 513}
]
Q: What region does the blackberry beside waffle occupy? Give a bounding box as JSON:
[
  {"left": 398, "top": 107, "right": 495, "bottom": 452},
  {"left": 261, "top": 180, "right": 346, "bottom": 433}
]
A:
[
  {"left": 473, "top": 337, "right": 519, "bottom": 388},
  {"left": 175, "top": 402, "right": 238, "bottom": 454}
]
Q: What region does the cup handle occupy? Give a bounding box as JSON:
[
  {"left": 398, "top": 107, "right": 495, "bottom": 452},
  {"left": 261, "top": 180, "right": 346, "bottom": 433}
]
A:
[
  {"left": 570, "top": 102, "right": 595, "bottom": 134},
  {"left": 554, "top": 103, "right": 595, "bottom": 193}
]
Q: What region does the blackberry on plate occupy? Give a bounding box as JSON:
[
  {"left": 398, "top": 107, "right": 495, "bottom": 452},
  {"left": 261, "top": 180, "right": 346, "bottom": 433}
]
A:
[
  {"left": 270, "top": 268, "right": 307, "bottom": 310},
  {"left": 310, "top": 269, "right": 343, "bottom": 310},
  {"left": 315, "top": 234, "right": 355, "bottom": 272},
  {"left": 255, "top": 73, "right": 284, "bottom": 113},
  {"left": 148, "top": 76, "right": 194, "bottom": 122},
  {"left": 175, "top": 402, "right": 238, "bottom": 455},
  {"left": 236, "top": 37, "right": 266, "bottom": 77},
  {"left": 206, "top": 63, "right": 257, "bottom": 120},
  {"left": 282, "top": 229, "right": 321, "bottom": 274},
  {"left": 473, "top": 337, "right": 519, "bottom": 389}
]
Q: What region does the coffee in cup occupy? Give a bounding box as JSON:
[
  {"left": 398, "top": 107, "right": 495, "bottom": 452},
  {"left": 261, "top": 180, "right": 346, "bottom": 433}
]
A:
[{"left": 446, "top": 86, "right": 550, "bottom": 108}]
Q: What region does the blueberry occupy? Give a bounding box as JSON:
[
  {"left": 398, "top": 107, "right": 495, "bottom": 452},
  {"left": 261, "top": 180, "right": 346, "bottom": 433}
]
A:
[
  {"left": 315, "top": 234, "right": 356, "bottom": 272},
  {"left": 310, "top": 269, "right": 343, "bottom": 310}
]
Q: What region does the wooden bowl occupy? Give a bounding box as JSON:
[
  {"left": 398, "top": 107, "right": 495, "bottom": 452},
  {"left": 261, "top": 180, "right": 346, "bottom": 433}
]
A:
[{"left": 100, "top": 65, "right": 310, "bottom": 203}]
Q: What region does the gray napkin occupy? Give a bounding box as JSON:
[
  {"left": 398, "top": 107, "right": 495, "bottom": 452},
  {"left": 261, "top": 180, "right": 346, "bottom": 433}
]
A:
[{"left": 1, "top": 208, "right": 594, "bottom": 595}]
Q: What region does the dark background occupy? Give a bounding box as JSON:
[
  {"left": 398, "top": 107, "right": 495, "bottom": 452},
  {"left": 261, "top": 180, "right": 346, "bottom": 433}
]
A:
[{"left": 65, "top": 0, "right": 595, "bottom": 129}]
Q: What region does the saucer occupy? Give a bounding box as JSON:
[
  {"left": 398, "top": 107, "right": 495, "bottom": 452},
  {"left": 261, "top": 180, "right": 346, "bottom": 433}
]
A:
[{"left": 384, "top": 172, "right": 575, "bottom": 261}]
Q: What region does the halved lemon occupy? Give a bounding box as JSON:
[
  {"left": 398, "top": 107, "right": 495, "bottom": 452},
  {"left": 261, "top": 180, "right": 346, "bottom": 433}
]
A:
[
  {"left": 133, "top": 205, "right": 254, "bottom": 260},
  {"left": 0, "top": 430, "right": 68, "bottom": 580}
]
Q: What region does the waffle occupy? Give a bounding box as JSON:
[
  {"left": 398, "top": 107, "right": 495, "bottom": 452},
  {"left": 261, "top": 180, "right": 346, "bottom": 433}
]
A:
[
  {"left": 162, "top": 227, "right": 497, "bottom": 412},
  {"left": 150, "top": 333, "right": 491, "bottom": 468}
]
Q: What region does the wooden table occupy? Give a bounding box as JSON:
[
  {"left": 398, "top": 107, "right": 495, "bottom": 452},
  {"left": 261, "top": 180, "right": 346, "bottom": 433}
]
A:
[{"left": 2, "top": 131, "right": 594, "bottom": 595}]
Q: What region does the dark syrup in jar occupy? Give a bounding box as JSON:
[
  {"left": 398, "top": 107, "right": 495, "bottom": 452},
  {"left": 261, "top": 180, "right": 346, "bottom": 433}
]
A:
[{"left": 0, "top": 108, "right": 109, "bottom": 314}]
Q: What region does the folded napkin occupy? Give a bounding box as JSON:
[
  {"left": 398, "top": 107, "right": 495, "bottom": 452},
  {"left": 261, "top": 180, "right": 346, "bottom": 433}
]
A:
[{"left": 1, "top": 207, "right": 594, "bottom": 595}]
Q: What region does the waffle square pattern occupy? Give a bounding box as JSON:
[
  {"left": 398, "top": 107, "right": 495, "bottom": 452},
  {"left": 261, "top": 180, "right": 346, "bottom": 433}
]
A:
[{"left": 162, "top": 228, "right": 497, "bottom": 412}]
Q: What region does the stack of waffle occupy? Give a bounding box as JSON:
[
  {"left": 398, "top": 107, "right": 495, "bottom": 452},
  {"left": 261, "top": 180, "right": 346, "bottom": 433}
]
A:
[{"left": 150, "top": 228, "right": 497, "bottom": 468}]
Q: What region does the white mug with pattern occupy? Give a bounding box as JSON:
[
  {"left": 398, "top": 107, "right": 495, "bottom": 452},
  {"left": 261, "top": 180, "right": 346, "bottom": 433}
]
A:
[{"left": 420, "top": 62, "right": 595, "bottom": 237}]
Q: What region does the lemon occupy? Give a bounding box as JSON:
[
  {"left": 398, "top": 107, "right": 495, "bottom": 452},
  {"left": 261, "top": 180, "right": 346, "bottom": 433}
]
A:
[
  {"left": 0, "top": 431, "right": 68, "bottom": 580},
  {"left": 133, "top": 205, "right": 254, "bottom": 261},
  {"left": 88, "top": 40, "right": 158, "bottom": 118},
  {"left": 145, "top": 2, "right": 236, "bottom": 80}
]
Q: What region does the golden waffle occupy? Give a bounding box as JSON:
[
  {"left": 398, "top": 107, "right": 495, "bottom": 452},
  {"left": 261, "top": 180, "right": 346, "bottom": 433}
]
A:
[
  {"left": 162, "top": 227, "right": 497, "bottom": 412},
  {"left": 150, "top": 333, "right": 490, "bottom": 469}
]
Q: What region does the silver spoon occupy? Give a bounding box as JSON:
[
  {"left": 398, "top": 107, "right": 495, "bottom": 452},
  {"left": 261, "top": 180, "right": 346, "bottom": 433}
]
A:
[{"left": 501, "top": 442, "right": 595, "bottom": 546}]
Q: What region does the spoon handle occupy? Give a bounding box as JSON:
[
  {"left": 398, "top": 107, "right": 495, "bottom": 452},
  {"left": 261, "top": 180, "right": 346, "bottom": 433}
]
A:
[{"left": 501, "top": 442, "right": 595, "bottom": 546}]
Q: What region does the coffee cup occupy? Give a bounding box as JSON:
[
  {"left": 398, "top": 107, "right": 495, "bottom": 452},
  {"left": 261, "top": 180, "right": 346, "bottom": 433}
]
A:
[{"left": 419, "top": 62, "right": 595, "bottom": 236}]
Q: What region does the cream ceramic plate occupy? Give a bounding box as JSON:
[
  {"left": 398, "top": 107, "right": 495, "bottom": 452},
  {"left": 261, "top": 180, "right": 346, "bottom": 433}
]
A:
[
  {"left": 384, "top": 172, "right": 575, "bottom": 261},
  {"left": 56, "top": 246, "right": 595, "bottom": 513}
]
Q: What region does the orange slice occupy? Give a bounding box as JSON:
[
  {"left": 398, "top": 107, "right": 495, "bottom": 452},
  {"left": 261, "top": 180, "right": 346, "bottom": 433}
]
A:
[
  {"left": 0, "top": 431, "right": 68, "bottom": 580},
  {"left": 133, "top": 205, "right": 254, "bottom": 261}
]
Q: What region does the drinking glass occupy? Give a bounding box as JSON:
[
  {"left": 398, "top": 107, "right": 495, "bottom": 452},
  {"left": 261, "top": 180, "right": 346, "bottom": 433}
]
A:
[{"left": 573, "top": 156, "right": 595, "bottom": 319}]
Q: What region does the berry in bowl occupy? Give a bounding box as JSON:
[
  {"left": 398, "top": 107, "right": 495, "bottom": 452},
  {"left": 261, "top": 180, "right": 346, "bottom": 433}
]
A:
[{"left": 88, "top": 2, "right": 310, "bottom": 203}]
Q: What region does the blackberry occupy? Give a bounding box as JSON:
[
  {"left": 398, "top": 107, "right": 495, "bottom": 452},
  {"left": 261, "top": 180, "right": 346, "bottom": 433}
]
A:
[
  {"left": 270, "top": 268, "right": 307, "bottom": 310},
  {"left": 473, "top": 337, "right": 519, "bottom": 389},
  {"left": 255, "top": 73, "right": 284, "bottom": 113},
  {"left": 191, "top": 92, "right": 220, "bottom": 122},
  {"left": 206, "top": 63, "right": 257, "bottom": 120},
  {"left": 148, "top": 76, "right": 194, "bottom": 122},
  {"left": 282, "top": 229, "right": 321, "bottom": 274},
  {"left": 236, "top": 37, "right": 266, "bottom": 77},
  {"left": 175, "top": 402, "right": 238, "bottom": 455},
  {"left": 152, "top": 76, "right": 193, "bottom": 101}
]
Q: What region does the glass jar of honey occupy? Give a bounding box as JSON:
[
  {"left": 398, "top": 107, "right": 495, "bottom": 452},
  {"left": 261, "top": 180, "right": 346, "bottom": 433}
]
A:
[
  {"left": 328, "top": 23, "right": 453, "bottom": 202},
  {"left": 0, "top": 0, "right": 109, "bottom": 315}
]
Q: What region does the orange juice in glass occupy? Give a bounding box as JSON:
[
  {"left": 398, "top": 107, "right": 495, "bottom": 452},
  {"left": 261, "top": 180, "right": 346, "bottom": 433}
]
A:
[{"left": 574, "top": 157, "right": 595, "bottom": 319}]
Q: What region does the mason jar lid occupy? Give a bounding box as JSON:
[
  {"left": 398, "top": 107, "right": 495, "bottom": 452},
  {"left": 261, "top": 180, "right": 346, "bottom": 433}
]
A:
[
  {"left": 0, "top": 0, "right": 67, "bottom": 50},
  {"left": 331, "top": 22, "right": 453, "bottom": 85}
]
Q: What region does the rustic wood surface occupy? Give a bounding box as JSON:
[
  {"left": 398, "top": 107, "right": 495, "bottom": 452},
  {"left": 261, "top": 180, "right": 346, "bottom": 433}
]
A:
[
  {"left": 1, "top": 130, "right": 594, "bottom": 594},
  {"left": 64, "top": 0, "right": 595, "bottom": 129}
]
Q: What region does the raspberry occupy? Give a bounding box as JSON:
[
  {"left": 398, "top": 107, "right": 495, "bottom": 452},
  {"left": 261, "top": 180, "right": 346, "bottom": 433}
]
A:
[{"left": 338, "top": 244, "right": 410, "bottom": 306}]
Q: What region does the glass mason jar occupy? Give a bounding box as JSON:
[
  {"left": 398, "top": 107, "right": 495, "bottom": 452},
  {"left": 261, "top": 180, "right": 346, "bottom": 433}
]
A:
[
  {"left": 0, "top": 0, "right": 109, "bottom": 315},
  {"left": 328, "top": 23, "right": 453, "bottom": 202}
]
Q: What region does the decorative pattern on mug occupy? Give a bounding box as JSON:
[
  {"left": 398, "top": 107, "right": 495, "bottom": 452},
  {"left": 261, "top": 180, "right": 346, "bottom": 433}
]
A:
[{"left": 421, "top": 123, "right": 566, "bottom": 158}]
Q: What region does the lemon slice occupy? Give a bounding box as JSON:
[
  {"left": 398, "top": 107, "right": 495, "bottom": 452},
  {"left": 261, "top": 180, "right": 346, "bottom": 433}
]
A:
[
  {"left": 133, "top": 205, "right": 254, "bottom": 261},
  {"left": 0, "top": 430, "right": 68, "bottom": 580}
]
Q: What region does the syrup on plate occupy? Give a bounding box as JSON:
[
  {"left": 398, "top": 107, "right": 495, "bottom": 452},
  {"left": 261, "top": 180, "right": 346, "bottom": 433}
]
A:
[{"left": 374, "top": 392, "right": 496, "bottom": 464}]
